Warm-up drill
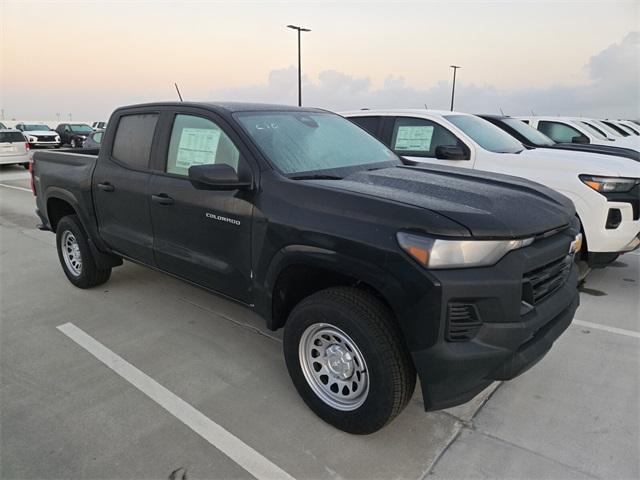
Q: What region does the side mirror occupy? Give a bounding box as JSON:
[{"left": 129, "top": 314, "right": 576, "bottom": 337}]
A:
[
  {"left": 571, "top": 135, "right": 589, "bottom": 144},
  {"left": 188, "top": 164, "right": 252, "bottom": 191},
  {"left": 435, "top": 145, "right": 467, "bottom": 160}
]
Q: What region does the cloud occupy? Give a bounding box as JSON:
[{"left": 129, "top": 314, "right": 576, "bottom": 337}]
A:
[{"left": 209, "top": 31, "right": 640, "bottom": 118}]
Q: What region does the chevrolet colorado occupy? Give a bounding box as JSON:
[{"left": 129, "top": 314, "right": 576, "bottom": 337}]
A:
[{"left": 33, "top": 102, "right": 580, "bottom": 434}]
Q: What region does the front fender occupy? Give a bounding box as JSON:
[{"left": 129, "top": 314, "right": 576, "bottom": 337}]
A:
[{"left": 255, "top": 244, "right": 406, "bottom": 329}]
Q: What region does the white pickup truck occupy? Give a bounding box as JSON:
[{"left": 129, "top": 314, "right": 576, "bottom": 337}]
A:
[
  {"left": 518, "top": 116, "right": 640, "bottom": 152},
  {"left": 342, "top": 110, "right": 640, "bottom": 274}
]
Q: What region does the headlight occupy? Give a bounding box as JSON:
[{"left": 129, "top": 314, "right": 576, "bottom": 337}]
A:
[
  {"left": 27, "top": 136, "right": 37, "bottom": 142},
  {"left": 579, "top": 175, "right": 638, "bottom": 193},
  {"left": 55, "top": 136, "right": 60, "bottom": 141},
  {"left": 397, "top": 232, "right": 534, "bottom": 269}
]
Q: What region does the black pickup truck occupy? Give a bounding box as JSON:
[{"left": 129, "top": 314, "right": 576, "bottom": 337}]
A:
[{"left": 32, "top": 102, "right": 581, "bottom": 434}]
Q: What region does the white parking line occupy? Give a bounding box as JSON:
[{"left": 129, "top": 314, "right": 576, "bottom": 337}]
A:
[
  {"left": 0, "top": 172, "right": 31, "bottom": 181},
  {"left": 573, "top": 319, "right": 640, "bottom": 339},
  {"left": 57, "top": 322, "right": 296, "bottom": 480},
  {"left": 0, "top": 183, "right": 31, "bottom": 192}
]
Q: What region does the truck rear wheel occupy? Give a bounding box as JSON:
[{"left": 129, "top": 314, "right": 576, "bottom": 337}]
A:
[
  {"left": 283, "top": 287, "right": 416, "bottom": 434},
  {"left": 56, "top": 215, "right": 111, "bottom": 288}
]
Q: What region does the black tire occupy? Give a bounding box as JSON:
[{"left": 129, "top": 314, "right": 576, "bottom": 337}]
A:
[
  {"left": 283, "top": 287, "right": 416, "bottom": 434},
  {"left": 56, "top": 215, "right": 111, "bottom": 288}
]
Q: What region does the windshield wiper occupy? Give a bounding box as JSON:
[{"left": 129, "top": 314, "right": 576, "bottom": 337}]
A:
[{"left": 289, "top": 174, "right": 343, "bottom": 180}]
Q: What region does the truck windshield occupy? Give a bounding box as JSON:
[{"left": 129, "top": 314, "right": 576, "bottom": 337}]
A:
[
  {"left": 235, "top": 111, "right": 399, "bottom": 175},
  {"left": 578, "top": 121, "right": 609, "bottom": 140},
  {"left": 445, "top": 115, "right": 524, "bottom": 153},
  {"left": 501, "top": 118, "right": 556, "bottom": 146},
  {"left": 24, "top": 124, "right": 52, "bottom": 131},
  {"left": 69, "top": 124, "right": 94, "bottom": 133}
]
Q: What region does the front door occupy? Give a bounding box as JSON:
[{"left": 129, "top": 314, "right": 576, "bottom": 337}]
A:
[
  {"left": 148, "top": 112, "right": 254, "bottom": 303},
  {"left": 387, "top": 116, "right": 473, "bottom": 168}
]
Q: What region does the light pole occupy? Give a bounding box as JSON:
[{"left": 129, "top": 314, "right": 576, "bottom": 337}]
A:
[
  {"left": 287, "top": 24, "right": 311, "bottom": 107},
  {"left": 449, "top": 65, "right": 461, "bottom": 111}
]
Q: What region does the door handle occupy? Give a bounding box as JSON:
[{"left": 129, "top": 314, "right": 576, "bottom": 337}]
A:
[
  {"left": 98, "top": 182, "right": 115, "bottom": 192},
  {"left": 151, "top": 193, "right": 174, "bottom": 205}
]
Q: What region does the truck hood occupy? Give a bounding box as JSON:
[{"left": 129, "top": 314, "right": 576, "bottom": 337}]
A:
[
  {"left": 315, "top": 165, "right": 574, "bottom": 238},
  {"left": 613, "top": 136, "right": 640, "bottom": 151},
  {"left": 519, "top": 148, "right": 640, "bottom": 177},
  {"left": 24, "top": 130, "right": 57, "bottom": 137}
]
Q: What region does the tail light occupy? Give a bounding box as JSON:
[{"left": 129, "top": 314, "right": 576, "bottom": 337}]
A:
[
  {"left": 25, "top": 142, "right": 30, "bottom": 150},
  {"left": 29, "top": 160, "right": 36, "bottom": 196}
]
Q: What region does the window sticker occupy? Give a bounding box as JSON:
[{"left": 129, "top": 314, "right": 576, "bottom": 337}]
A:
[
  {"left": 394, "top": 125, "right": 434, "bottom": 152},
  {"left": 175, "top": 127, "right": 221, "bottom": 168}
]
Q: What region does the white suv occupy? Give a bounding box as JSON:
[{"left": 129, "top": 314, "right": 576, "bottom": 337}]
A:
[
  {"left": 15, "top": 123, "right": 61, "bottom": 148},
  {"left": 342, "top": 110, "right": 640, "bottom": 274},
  {"left": 0, "top": 129, "right": 31, "bottom": 168}
]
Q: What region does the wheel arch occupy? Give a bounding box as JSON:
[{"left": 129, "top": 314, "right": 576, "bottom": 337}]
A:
[{"left": 259, "top": 245, "right": 404, "bottom": 331}]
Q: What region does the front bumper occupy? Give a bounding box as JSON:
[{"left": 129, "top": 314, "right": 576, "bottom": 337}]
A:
[{"left": 402, "top": 227, "right": 580, "bottom": 411}]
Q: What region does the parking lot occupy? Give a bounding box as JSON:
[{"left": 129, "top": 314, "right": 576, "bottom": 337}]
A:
[{"left": 1, "top": 164, "right": 638, "bottom": 479}]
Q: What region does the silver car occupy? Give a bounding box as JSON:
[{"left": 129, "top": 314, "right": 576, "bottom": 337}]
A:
[{"left": 0, "top": 129, "right": 31, "bottom": 168}]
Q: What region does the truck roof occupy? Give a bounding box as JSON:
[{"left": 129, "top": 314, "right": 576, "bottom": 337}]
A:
[{"left": 115, "top": 101, "right": 327, "bottom": 114}]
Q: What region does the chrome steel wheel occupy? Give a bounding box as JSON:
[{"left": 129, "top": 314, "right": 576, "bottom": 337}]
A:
[
  {"left": 61, "top": 230, "right": 82, "bottom": 276},
  {"left": 299, "top": 323, "right": 369, "bottom": 411}
]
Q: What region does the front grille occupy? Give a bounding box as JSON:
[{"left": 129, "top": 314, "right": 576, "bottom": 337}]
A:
[
  {"left": 446, "top": 303, "right": 482, "bottom": 342},
  {"left": 522, "top": 254, "right": 572, "bottom": 305},
  {"left": 35, "top": 135, "right": 56, "bottom": 142}
]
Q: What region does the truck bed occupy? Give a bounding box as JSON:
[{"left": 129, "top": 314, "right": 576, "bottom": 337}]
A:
[{"left": 33, "top": 149, "right": 100, "bottom": 232}]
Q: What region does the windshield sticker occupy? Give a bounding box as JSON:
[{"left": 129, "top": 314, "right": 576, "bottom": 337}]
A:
[
  {"left": 394, "top": 125, "right": 434, "bottom": 152},
  {"left": 176, "top": 127, "right": 221, "bottom": 168}
]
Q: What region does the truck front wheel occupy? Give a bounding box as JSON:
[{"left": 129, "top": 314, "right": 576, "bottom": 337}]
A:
[
  {"left": 283, "top": 287, "right": 416, "bottom": 434},
  {"left": 56, "top": 215, "right": 111, "bottom": 288}
]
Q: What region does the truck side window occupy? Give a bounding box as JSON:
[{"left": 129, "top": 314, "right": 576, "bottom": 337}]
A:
[
  {"left": 112, "top": 113, "right": 159, "bottom": 170},
  {"left": 537, "top": 121, "right": 582, "bottom": 143},
  {"left": 166, "top": 114, "right": 240, "bottom": 177},
  {"left": 348, "top": 116, "right": 383, "bottom": 136},
  {"left": 391, "top": 117, "right": 461, "bottom": 158}
]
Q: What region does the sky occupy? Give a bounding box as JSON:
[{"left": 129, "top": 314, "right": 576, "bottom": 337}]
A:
[{"left": 1, "top": 0, "right": 639, "bottom": 121}]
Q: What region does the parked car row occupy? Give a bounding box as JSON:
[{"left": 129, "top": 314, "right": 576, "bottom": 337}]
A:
[
  {"left": 29, "top": 101, "right": 637, "bottom": 434},
  {"left": 0, "top": 121, "right": 107, "bottom": 149}
]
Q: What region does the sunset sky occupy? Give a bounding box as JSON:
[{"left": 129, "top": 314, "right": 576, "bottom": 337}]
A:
[{"left": 1, "top": 0, "right": 639, "bottom": 120}]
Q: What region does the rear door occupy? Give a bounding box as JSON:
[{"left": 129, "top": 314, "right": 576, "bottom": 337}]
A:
[
  {"left": 93, "top": 111, "right": 159, "bottom": 264},
  {"left": 148, "top": 109, "right": 255, "bottom": 302}
]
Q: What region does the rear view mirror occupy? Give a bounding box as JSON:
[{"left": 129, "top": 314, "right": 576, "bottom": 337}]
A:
[
  {"left": 435, "top": 145, "right": 467, "bottom": 160},
  {"left": 188, "top": 164, "right": 252, "bottom": 191},
  {"left": 571, "top": 135, "right": 589, "bottom": 144}
]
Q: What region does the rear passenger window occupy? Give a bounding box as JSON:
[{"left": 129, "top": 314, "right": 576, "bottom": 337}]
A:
[
  {"left": 112, "top": 113, "right": 158, "bottom": 169},
  {"left": 391, "top": 117, "right": 463, "bottom": 158},
  {"left": 166, "top": 114, "right": 240, "bottom": 177},
  {"left": 349, "top": 116, "right": 383, "bottom": 136}
]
